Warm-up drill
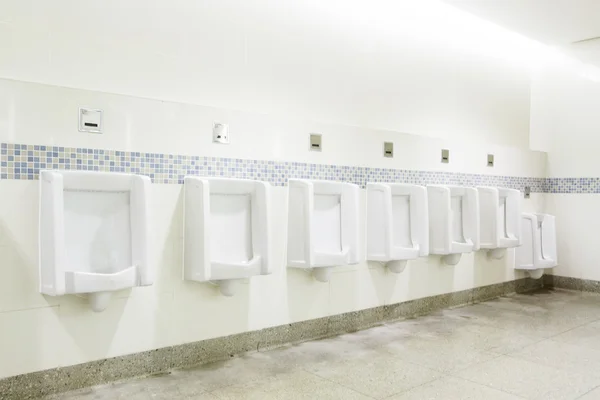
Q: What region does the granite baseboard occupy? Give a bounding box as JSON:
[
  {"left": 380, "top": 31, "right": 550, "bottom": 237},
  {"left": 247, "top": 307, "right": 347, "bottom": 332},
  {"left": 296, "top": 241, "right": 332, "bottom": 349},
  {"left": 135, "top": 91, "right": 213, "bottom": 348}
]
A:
[
  {"left": 544, "top": 275, "right": 600, "bottom": 293},
  {"left": 0, "top": 277, "right": 542, "bottom": 400}
]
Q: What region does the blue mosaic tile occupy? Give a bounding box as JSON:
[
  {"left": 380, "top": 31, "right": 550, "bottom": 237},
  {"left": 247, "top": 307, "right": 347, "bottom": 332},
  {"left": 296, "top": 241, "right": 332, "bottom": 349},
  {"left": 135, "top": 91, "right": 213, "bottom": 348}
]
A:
[
  {"left": 544, "top": 177, "right": 600, "bottom": 194},
  {"left": 0, "top": 142, "right": 552, "bottom": 192}
]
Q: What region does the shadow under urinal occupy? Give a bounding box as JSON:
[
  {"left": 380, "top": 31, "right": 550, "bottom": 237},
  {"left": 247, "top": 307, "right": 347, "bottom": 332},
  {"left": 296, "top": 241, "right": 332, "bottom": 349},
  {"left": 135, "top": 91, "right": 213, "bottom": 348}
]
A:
[
  {"left": 472, "top": 249, "right": 511, "bottom": 289},
  {"left": 286, "top": 267, "right": 330, "bottom": 322},
  {"left": 50, "top": 292, "right": 129, "bottom": 360},
  {"left": 405, "top": 255, "right": 457, "bottom": 302},
  {"left": 369, "top": 261, "right": 399, "bottom": 306}
]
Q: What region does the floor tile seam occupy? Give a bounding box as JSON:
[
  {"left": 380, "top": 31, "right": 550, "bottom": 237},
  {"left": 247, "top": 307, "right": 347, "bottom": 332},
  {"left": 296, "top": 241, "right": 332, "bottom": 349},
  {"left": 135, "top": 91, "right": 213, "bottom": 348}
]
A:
[
  {"left": 465, "top": 303, "right": 600, "bottom": 333},
  {"left": 459, "top": 317, "right": 545, "bottom": 337},
  {"left": 444, "top": 314, "right": 539, "bottom": 337},
  {"left": 448, "top": 374, "right": 531, "bottom": 400},
  {"left": 575, "top": 383, "right": 600, "bottom": 400},
  {"left": 299, "top": 354, "right": 444, "bottom": 398},
  {"left": 502, "top": 353, "right": 600, "bottom": 381},
  {"left": 441, "top": 350, "right": 503, "bottom": 375},
  {"left": 203, "top": 369, "right": 318, "bottom": 398},
  {"left": 401, "top": 318, "right": 544, "bottom": 344},
  {"left": 475, "top": 302, "right": 536, "bottom": 315},
  {"left": 445, "top": 371, "right": 530, "bottom": 400},
  {"left": 489, "top": 336, "right": 548, "bottom": 356},
  {"left": 543, "top": 317, "right": 600, "bottom": 340},
  {"left": 506, "top": 347, "right": 600, "bottom": 382},
  {"left": 371, "top": 348, "right": 466, "bottom": 375},
  {"left": 377, "top": 374, "right": 454, "bottom": 400},
  {"left": 375, "top": 337, "right": 500, "bottom": 364},
  {"left": 200, "top": 368, "right": 288, "bottom": 396},
  {"left": 522, "top": 335, "right": 600, "bottom": 361},
  {"left": 298, "top": 368, "right": 379, "bottom": 400}
]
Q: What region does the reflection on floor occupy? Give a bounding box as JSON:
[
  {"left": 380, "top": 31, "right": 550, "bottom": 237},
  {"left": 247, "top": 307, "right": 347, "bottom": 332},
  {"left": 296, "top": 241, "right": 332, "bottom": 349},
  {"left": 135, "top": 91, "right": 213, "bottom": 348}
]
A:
[{"left": 47, "top": 289, "right": 600, "bottom": 400}]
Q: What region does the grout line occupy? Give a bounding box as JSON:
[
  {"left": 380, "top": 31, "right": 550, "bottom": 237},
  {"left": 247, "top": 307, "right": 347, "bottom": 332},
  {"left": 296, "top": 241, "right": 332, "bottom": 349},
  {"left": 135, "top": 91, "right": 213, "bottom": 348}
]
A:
[
  {"left": 0, "top": 304, "right": 59, "bottom": 314},
  {"left": 575, "top": 383, "right": 600, "bottom": 400},
  {"left": 450, "top": 372, "right": 529, "bottom": 399},
  {"left": 300, "top": 368, "right": 380, "bottom": 400},
  {"left": 377, "top": 375, "right": 453, "bottom": 399}
]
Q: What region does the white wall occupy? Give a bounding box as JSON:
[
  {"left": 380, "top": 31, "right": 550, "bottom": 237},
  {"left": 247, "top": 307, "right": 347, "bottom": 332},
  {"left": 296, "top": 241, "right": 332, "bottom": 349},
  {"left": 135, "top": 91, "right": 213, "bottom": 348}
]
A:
[
  {"left": 0, "top": 0, "right": 535, "bottom": 147},
  {"left": 530, "top": 65, "right": 600, "bottom": 281},
  {"left": 0, "top": 79, "right": 546, "bottom": 379}
]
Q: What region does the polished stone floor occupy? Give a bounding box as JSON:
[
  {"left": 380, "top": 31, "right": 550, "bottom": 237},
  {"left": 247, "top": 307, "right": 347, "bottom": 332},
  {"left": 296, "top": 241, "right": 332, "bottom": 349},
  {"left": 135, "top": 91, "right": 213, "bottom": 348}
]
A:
[{"left": 49, "top": 289, "right": 600, "bottom": 400}]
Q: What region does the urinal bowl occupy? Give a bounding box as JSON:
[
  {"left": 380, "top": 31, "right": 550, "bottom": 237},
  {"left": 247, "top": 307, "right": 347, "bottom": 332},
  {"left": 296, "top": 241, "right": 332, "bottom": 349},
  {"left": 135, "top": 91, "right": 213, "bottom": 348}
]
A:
[
  {"left": 477, "top": 187, "right": 522, "bottom": 262},
  {"left": 387, "top": 260, "right": 408, "bottom": 274},
  {"left": 312, "top": 267, "right": 333, "bottom": 283},
  {"left": 443, "top": 254, "right": 462, "bottom": 265},
  {"left": 215, "top": 279, "right": 243, "bottom": 296},
  {"left": 287, "top": 180, "right": 360, "bottom": 281},
  {"left": 487, "top": 248, "right": 507, "bottom": 260},
  {"left": 183, "top": 177, "right": 272, "bottom": 295},
  {"left": 527, "top": 269, "right": 544, "bottom": 279},
  {"left": 39, "top": 171, "right": 152, "bottom": 312},
  {"left": 366, "top": 183, "right": 429, "bottom": 274},
  {"left": 515, "top": 213, "right": 557, "bottom": 279},
  {"left": 427, "top": 185, "right": 480, "bottom": 266},
  {"left": 88, "top": 291, "right": 113, "bottom": 312}
]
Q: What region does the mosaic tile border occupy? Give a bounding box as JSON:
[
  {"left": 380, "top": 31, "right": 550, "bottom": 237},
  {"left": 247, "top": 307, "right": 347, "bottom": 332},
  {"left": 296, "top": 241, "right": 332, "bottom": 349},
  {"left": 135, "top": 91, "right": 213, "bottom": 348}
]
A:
[
  {"left": 0, "top": 277, "right": 542, "bottom": 400},
  {"left": 545, "top": 177, "right": 600, "bottom": 194},
  {"left": 0, "top": 142, "right": 546, "bottom": 191}
]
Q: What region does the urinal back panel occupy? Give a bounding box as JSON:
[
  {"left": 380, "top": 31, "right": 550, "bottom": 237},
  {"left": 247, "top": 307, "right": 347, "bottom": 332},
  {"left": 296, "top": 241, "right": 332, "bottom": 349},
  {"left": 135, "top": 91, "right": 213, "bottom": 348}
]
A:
[
  {"left": 63, "top": 190, "right": 132, "bottom": 274},
  {"left": 451, "top": 196, "right": 466, "bottom": 244},
  {"left": 428, "top": 185, "right": 452, "bottom": 254},
  {"left": 210, "top": 193, "right": 253, "bottom": 264},
  {"left": 184, "top": 176, "right": 272, "bottom": 282},
  {"left": 540, "top": 216, "right": 557, "bottom": 263},
  {"left": 287, "top": 187, "right": 307, "bottom": 265},
  {"left": 392, "top": 195, "right": 412, "bottom": 248},
  {"left": 516, "top": 216, "right": 535, "bottom": 268},
  {"left": 478, "top": 188, "right": 498, "bottom": 246},
  {"left": 498, "top": 197, "right": 507, "bottom": 239},
  {"left": 40, "top": 170, "right": 151, "bottom": 299},
  {"left": 312, "top": 194, "right": 342, "bottom": 254},
  {"left": 366, "top": 187, "right": 387, "bottom": 258}
]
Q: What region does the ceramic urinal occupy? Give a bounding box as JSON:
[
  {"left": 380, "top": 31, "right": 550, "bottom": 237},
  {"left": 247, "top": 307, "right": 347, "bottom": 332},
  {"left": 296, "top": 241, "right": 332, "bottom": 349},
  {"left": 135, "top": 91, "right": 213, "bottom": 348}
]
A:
[
  {"left": 477, "top": 187, "right": 522, "bottom": 260},
  {"left": 183, "top": 177, "right": 272, "bottom": 296},
  {"left": 366, "top": 183, "right": 429, "bottom": 273},
  {"left": 287, "top": 179, "right": 360, "bottom": 282},
  {"left": 39, "top": 171, "right": 151, "bottom": 312},
  {"left": 515, "top": 213, "right": 557, "bottom": 279},
  {"left": 427, "top": 185, "right": 480, "bottom": 265}
]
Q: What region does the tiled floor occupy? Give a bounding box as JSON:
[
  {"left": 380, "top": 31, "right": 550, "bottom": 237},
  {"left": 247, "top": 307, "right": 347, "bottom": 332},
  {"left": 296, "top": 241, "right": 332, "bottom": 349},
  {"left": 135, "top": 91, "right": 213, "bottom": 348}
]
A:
[{"left": 48, "top": 289, "right": 600, "bottom": 400}]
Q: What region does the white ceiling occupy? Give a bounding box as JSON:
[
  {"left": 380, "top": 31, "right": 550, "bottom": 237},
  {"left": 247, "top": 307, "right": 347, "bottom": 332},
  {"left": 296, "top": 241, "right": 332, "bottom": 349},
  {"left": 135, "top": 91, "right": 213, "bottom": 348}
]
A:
[{"left": 443, "top": 0, "right": 600, "bottom": 65}]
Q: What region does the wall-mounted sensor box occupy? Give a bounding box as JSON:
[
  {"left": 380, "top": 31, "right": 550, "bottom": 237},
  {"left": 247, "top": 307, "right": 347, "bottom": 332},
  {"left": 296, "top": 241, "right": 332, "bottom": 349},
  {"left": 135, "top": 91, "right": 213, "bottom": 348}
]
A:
[
  {"left": 441, "top": 149, "right": 449, "bottom": 163},
  {"left": 383, "top": 142, "right": 393, "bottom": 158},
  {"left": 79, "top": 108, "right": 103, "bottom": 133},
  {"left": 487, "top": 154, "right": 494, "bottom": 167},
  {"left": 213, "top": 122, "right": 230, "bottom": 144},
  {"left": 309, "top": 134, "right": 322, "bottom": 151}
]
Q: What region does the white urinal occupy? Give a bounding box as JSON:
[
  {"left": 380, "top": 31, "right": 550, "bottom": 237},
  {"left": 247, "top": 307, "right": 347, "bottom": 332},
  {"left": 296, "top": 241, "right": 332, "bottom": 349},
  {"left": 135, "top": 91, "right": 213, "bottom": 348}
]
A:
[
  {"left": 427, "top": 185, "right": 480, "bottom": 265},
  {"left": 287, "top": 179, "right": 360, "bottom": 283},
  {"left": 366, "top": 183, "right": 428, "bottom": 273},
  {"left": 477, "top": 187, "right": 522, "bottom": 260},
  {"left": 39, "top": 171, "right": 151, "bottom": 312},
  {"left": 515, "top": 213, "right": 557, "bottom": 279},
  {"left": 183, "top": 177, "right": 272, "bottom": 296}
]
